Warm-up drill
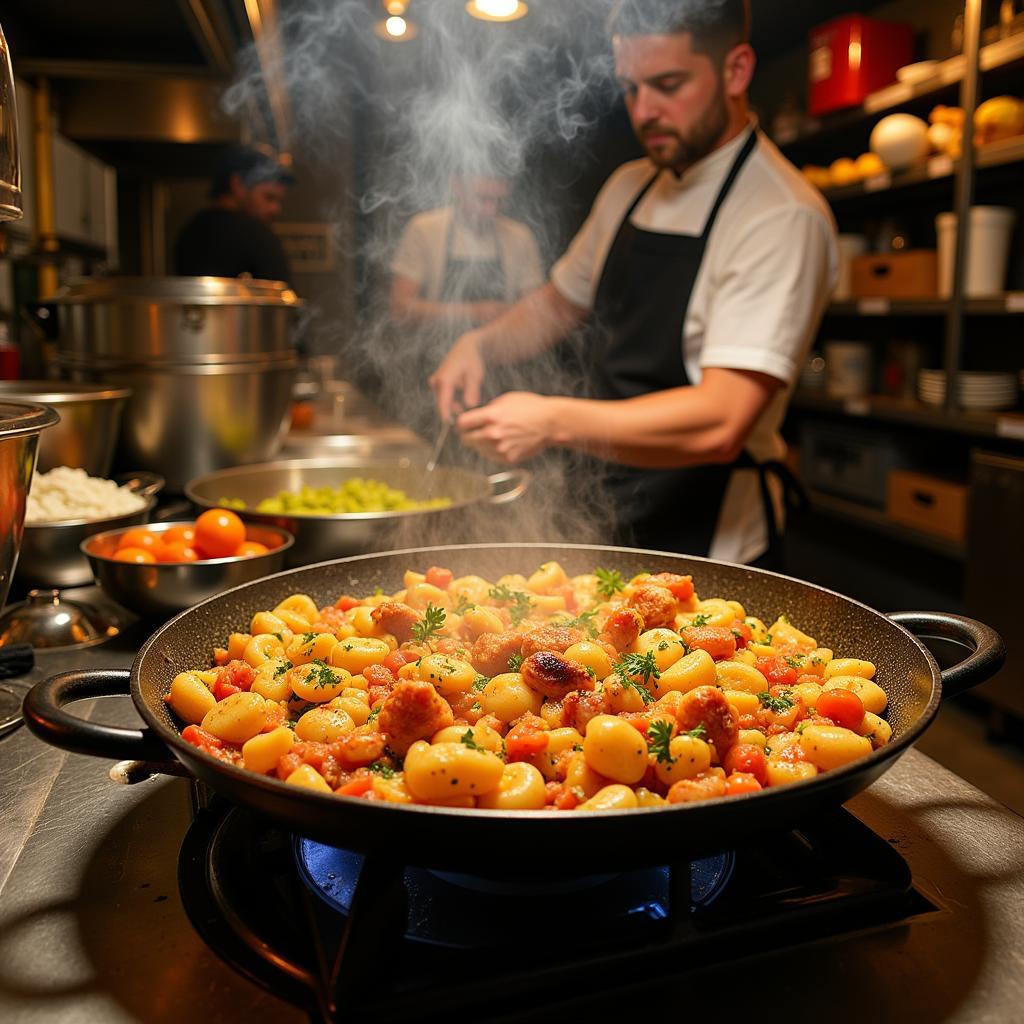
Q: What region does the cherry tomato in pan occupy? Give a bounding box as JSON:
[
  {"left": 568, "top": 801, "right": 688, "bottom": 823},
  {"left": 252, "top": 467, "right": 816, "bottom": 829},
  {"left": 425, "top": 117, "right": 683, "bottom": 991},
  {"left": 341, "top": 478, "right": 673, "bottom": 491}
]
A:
[{"left": 816, "top": 689, "right": 866, "bottom": 732}]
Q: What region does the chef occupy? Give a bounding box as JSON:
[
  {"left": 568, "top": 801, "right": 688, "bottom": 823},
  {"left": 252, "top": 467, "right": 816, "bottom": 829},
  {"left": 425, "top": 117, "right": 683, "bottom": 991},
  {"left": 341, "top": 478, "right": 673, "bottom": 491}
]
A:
[{"left": 430, "top": 0, "right": 837, "bottom": 567}]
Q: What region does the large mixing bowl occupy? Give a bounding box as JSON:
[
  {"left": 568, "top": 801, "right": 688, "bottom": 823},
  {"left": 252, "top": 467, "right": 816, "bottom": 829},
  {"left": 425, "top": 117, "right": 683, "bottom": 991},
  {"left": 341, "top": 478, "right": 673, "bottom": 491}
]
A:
[
  {"left": 186, "top": 458, "right": 530, "bottom": 567},
  {"left": 0, "top": 381, "right": 130, "bottom": 476},
  {"left": 0, "top": 400, "right": 60, "bottom": 611}
]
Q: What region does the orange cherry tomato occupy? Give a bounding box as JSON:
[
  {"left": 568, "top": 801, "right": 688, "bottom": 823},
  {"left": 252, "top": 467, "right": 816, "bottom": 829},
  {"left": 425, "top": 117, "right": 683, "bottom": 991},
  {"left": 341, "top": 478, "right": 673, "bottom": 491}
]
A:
[
  {"left": 118, "top": 527, "right": 160, "bottom": 551},
  {"left": 113, "top": 546, "right": 157, "bottom": 564},
  {"left": 194, "top": 508, "right": 246, "bottom": 558},
  {"left": 235, "top": 541, "right": 269, "bottom": 558},
  {"left": 725, "top": 772, "right": 763, "bottom": 796},
  {"left": 156, "top": 541, "right": 200, "bottom": 563},
  {"left": 816, "top": 689, "right": 866, "bottom": 732},
  {"left": 161, "top": 525, "right": 197, "bottom": 547}
]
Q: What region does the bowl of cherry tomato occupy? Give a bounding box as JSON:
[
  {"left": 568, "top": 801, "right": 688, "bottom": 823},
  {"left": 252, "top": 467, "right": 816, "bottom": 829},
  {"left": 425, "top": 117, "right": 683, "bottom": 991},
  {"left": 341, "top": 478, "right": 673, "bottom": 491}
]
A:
[{"left": 81, "top": 510, "right": 294, "bottom": 619}]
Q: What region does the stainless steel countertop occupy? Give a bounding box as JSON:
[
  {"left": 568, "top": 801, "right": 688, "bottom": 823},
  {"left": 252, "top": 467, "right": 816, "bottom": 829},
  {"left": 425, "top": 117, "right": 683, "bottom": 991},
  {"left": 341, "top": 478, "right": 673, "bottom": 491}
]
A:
[{"left": 1, "top": 632, "right": 1023, "bottom": 1022}]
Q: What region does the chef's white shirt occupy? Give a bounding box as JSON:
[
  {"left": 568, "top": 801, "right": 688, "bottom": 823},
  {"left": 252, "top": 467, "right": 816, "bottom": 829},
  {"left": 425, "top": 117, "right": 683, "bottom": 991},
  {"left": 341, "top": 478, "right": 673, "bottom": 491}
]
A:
[
  {"left": 391, "top": 208, "right": 545, "bottom": 304},
  {"left": 551, "top": 125, "right": 838, "bottom": 564}
]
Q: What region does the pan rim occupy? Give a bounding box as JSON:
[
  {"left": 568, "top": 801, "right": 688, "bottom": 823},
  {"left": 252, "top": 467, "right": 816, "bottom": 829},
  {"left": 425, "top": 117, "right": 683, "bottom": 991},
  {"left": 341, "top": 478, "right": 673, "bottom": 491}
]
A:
[{"left": 131, "top": 542, "right": 944, "bottom": 822}]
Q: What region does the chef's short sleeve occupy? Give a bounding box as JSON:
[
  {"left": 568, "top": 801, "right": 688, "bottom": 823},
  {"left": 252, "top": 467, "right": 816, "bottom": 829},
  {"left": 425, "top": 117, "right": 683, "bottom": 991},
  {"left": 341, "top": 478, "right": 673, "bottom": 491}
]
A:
[
  {"left": 699, "top": 205, "right": 837, "bottom": 386},
  {"left": 390, "top": 215, "right": 433, "bottom": 287}
]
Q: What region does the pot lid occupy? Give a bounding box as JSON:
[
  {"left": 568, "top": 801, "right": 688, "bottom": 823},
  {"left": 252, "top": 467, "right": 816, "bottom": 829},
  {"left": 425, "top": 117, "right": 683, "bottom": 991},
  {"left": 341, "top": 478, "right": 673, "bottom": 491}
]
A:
[
  {"left": 52, "top": 276, "right": 304, "bottom": 307},
  {"left": 0, "top": 381, "right": 132, "bottom": 404},
  {"left": 0, "top": 589, "right": 122, "bottom": 649},
  {"left": 0, "top": 24, "right": 22, "bottom": 223},
  {"left": 0, "top": 400, "right": 60, "bottom": 440}
]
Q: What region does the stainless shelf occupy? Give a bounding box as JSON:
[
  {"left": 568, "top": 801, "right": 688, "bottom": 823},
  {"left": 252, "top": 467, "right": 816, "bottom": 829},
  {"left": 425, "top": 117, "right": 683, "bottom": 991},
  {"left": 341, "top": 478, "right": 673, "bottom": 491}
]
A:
[
  {"left": 826, "top": 295, "right": 1024, "bottom": 317},
  {"left": 776, "top": 31, "right": 1024, "bottom": 150},
  {"left": 803, "top": 488, "right": 966, "bottom": 561},
  {"left": 790, "top": 392, "right": 1024, "bottom": 442}
]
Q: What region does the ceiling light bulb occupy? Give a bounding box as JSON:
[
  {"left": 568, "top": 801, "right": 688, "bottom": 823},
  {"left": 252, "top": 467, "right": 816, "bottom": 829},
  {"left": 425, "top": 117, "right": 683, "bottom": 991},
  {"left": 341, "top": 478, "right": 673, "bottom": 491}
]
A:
[
  {"left": 466, "top": 0, "right": 528, "bottom": 23},
  {"left": 386, "top": 15, "right": 408, "bottom": 36}
]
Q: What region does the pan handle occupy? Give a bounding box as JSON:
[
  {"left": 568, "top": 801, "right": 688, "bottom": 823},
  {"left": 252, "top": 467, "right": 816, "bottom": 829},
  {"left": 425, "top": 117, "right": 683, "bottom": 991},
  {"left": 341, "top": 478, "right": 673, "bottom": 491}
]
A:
[
  {"left": 487, "top": 470, "right": 531, "bottom": 505},
  {"left": 888, "top": 612, "right": 1005, "bottom": 699},
  {"left": 22, "top": 669, "right": 175, "bottom": 762}
]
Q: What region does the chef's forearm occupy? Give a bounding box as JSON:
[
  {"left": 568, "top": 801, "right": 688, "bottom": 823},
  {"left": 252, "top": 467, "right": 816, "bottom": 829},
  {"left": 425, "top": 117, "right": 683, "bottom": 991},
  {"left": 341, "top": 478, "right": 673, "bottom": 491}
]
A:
[
  {"left": 477, "top": 283, "right": 585, "bottom": 366},
  {"left": 546, "top": 371, "right": 776, "bottom": 469}
]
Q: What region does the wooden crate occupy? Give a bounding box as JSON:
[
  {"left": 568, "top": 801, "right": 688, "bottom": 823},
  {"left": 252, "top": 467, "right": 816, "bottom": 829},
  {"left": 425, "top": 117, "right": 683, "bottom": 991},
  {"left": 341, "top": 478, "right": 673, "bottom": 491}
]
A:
[
  {"left": 886, "top": 470, "right": 967, "bottom": 542},
  {"left": 851, "top": 250, "right": 938, "bottom": 298}
]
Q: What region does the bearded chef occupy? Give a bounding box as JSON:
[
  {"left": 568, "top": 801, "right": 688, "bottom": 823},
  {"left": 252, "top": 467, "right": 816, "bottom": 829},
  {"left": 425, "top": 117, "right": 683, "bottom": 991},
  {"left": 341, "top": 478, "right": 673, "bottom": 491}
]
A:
[{"left": 431, "top": 0, "right": 837, "bottom": 568}]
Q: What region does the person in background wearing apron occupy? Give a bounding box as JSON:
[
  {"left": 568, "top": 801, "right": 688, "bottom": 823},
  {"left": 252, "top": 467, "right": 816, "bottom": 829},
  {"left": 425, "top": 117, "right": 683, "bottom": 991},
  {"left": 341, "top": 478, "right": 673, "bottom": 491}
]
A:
[
  {"left": 389, "top": 174, "right": 544, "bottom": 440},
  {"left": 430, "top": 0, "right": 838, "bottom": 569}
]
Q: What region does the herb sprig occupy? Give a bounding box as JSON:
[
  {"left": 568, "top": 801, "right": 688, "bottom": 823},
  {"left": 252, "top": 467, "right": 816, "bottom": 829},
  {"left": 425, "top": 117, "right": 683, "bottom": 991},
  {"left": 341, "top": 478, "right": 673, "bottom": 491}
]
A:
[
  {"left": 594, "top": 567, "right": 625, "bottom": 599},
  {"left": 488, "top": 584, "right": 533, "bottom": 626},
  {"left": 559, "top": 610, "right": 600, "bottom": 638},
  {"left": 613, "top": 650, "right": 660, "bottom": 703},
  {"left": 411, "top": 603, "right": 446, "bottom": 644},
  {"left": 459, "top": 728, "right": 484, "bottom": 751},
  {"left": 647, "top": 720, "right": 676, "bottom": 764},
  {"left": 757, "top": 690, "right": 795, "bottom": 714}
]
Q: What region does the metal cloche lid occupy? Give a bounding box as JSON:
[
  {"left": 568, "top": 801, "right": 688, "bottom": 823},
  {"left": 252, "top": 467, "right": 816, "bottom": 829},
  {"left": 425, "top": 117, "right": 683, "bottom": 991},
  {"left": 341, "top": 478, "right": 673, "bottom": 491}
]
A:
[
  {"left": 52, "top": 276, "right": 304, "bottom": 307},
  {"left": 0, "top": 23, "right": 22, "bottom": 222},
  {"left": 0, "top": 589, "right": 121, "bottom": 649},
  {"left": 0, "top": 400, "right": 60, "bottom": 440}
]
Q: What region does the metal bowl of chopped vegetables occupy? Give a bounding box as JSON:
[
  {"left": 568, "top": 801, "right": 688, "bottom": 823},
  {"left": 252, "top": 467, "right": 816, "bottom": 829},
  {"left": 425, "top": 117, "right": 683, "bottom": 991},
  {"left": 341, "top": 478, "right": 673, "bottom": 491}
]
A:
[{"left": 184, "top": 458, "right": 530, "bottom": 567}]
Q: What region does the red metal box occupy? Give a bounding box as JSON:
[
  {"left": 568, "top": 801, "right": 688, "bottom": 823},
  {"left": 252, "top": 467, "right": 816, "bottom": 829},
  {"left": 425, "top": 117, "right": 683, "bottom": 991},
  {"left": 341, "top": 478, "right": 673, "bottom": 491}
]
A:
[{"left": 808, "top": 16, "right": 915, "bottom": 117}]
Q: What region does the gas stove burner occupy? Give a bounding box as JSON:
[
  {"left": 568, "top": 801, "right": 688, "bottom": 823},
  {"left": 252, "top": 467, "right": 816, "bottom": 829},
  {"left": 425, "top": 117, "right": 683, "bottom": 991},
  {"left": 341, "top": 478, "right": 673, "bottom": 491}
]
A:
[
  {"left": 179, "top": 797, "right": 936, "bottom": 1022},
  {"left": 294, "top": 839, "right": 734, "bottom": 949}
]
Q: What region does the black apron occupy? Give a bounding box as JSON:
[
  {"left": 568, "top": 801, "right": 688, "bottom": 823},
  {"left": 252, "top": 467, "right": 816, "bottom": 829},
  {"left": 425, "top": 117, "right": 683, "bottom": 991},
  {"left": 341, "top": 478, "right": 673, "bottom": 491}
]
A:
[
  {"left": 438, "top": 213, "right": 507, "bottom": 304},
  {"left": 591, "top": 130, "right": 799, "bottom": 565}
]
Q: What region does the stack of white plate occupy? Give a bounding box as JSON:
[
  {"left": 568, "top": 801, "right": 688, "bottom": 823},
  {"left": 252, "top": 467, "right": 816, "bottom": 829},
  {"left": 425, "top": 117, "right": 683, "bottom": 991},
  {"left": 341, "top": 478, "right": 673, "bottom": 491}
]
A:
[{"left": 918, "top": 370, "right": 1018, "bottom": 410}]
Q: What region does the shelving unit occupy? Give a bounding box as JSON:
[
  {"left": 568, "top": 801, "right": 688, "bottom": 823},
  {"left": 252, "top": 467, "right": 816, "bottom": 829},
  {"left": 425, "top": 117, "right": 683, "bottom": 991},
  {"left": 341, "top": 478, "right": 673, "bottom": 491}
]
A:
[{"left": 771, "top": 0, "right": 1024, "bottom": 621}]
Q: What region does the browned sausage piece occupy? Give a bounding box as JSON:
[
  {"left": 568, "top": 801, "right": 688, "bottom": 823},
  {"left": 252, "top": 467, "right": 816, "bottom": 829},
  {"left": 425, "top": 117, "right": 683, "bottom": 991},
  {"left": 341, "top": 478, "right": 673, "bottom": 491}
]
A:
[
  {"left": 370, "top": 601, "right": 421, "bottom": 643},
  {"left": 520, "top": 651, "right": 593, "bottom": 701},
  {"left": 377, "top": 680, "right": 454, "bottom": 754},
  {"left": 471, "top": 630, "right": 524, "bottom": 677},
  {"left": 520, "top": 626, "right": 584, "bottom": 659},
  {"left": 561, "top": 688, "right": 611, "bottom": 734},
  {"left": 627, "top": 585, "right": 677, "bottom": 630},
  {"left": 599, "top": 607, "right": 645, "bottom": 651},
  {"left": 675, "top": 685, "right": 738, "bottom": 755}
]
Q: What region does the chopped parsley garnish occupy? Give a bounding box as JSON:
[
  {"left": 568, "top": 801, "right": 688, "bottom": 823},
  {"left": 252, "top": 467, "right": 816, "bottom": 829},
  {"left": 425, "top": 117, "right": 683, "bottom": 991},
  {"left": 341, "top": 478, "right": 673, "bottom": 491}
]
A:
[
  {"left": 507, "top": 653, "right": 523, "bottom": 672},
  {"left": 757, "top": 690, "right": 795, "bottom": 714},
  {"left": 274, "top": 661, "right": 291, "bottom": 677},
  {"left": 472, "top": 674, "right": 489, "bottom": 692},
  {"left": 687, "top": 724, "right": 707, "bottom": 739},
  {"left": 613, "top": 650, "right": 660, "bottom": 703},
  {"left": 367, "top": 761, "right": 395, "bottom": 778},
  {"left": 594, "top": 567, "right": 625, "bottom": 599},
  {"left": 559, "top": 610, "right": 600, "bottom": 638},
  {"left": 689, "top": 613, "right": 711, "bottom": 628},
  {"left": 764, "top": 634, "right": 774, "bottom": 646},
  {"left": 453, "top": 595, "right": 476, "bottom": 616},
  {"left": 572, "top": 743, "right": 584, "bottom": 752},
  {"left": 459, "top": 728, "right": 484, "bottom": 751},
  {"left": 785, "top": 656, "right": 804, "bottom": 669},
  {"left": 657, "top": 640, "right": 670, "bottom": 651},
  {"left": 488, "top": 584, "right": 532, "bottom": 626},
  {"left": 471, "top": 701, "right": 482, "bottom": 712},
  {"left": 300, "top": 631, "right": 318, "bottom": 647},
  {"left": 647, "top": 720, "right": 676, "bottom": 764},
  {"left": 411, "top": 603, "right": 446, "bottom": 644},
  {"left": 796, "top": 721, "right": 808, "bottom": 734},
  {"left": 764, "top": 745, "right": 773, "bottom": 757},
  {"left": 306, "top": 659, "right": 337, "bottom": 689},
  {"left": 586, "top": 665, "right": 597, "bottom": 679},
  {"left": 367, "top": 706, "right": 381, "bottom": 724}
]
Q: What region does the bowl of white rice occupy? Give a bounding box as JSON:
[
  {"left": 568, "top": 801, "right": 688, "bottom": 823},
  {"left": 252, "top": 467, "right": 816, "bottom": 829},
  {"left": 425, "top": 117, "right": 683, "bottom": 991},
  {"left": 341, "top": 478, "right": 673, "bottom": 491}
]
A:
[{"left": 18, "top": 467, "right": 163, "bottom": 589}]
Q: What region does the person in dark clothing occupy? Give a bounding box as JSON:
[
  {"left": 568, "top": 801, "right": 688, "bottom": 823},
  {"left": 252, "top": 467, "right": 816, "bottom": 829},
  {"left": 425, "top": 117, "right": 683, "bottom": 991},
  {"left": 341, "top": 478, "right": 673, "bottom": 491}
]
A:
[{"left": 175, "top": 145, "right": 295, "bottom": 283}]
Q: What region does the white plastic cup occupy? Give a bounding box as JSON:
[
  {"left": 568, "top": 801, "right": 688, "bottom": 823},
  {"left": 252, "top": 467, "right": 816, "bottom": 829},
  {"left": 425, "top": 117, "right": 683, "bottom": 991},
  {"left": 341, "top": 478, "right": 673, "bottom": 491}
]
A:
[
  {"left": 825, "top": 341, "right": 872, "bottom": 399},
  {"left": 833, "top": 234, "right": 868, "bottom": 300},
  {"left": 936, "top": 206, "right": 1017, "bottom": 298}
]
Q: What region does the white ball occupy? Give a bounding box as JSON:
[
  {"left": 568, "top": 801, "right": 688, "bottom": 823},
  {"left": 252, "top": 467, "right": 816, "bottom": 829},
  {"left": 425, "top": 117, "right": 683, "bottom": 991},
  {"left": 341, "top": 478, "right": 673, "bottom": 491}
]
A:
[{"left": 870, "top": 114, "right": 930, "bottom": 169}]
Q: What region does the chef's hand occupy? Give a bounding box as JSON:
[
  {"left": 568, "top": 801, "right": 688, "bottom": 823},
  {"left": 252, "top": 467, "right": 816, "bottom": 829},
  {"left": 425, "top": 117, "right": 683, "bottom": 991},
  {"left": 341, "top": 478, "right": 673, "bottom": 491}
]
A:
[
  {"left": 457, "top": 391, "right": 557, "bottom": 464},
  {"left": 430, "top": 331, "right": 486, "bottom": 422}
]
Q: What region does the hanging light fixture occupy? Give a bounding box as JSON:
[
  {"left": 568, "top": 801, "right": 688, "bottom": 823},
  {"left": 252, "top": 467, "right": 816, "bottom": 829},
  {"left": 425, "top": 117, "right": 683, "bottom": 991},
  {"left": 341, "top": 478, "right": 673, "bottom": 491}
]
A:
[
  {"left": 466, "top": 0, "right": 529, "bottom": 23},
  {"left": 375, "top": 0, "right": 418, "bottom": 40}
]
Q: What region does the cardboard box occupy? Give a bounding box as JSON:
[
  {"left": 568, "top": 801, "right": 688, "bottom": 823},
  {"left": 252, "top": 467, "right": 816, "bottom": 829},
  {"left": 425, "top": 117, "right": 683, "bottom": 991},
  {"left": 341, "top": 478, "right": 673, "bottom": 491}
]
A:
[
  {"left": 851, "top": 250, "right": 939, "bottom": 298},
  {"left": 887, "top": 470, "right": 967, "bottom": 542}
]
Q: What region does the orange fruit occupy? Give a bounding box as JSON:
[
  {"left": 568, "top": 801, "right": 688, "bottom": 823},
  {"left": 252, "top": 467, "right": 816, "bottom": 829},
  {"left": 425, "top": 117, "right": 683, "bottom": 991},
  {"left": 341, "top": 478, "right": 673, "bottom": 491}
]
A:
[
  {"left": 113, "top": 546, "right": 157, "bottom": 564},
  {"left": 194, "top": 508, "right": 246, "bottom": 558},
  {"left": 156, "top": 541, "right": 199, "bottom": 563},
  {"left": 162, "top": 525, "right": 197, "bottom": 547},
  {"left": 235, "top": 541, "right": 269, "bottom": 558},
  {"left": 118, "top": 527, "right": 160, "bottom": 551}
]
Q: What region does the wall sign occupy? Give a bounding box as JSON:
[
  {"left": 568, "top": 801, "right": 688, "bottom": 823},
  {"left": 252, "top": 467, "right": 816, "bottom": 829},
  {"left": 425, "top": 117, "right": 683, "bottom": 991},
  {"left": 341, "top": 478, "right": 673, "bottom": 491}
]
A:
[{"left": 273, "top": 223, "right": 335, "bottom": 273}]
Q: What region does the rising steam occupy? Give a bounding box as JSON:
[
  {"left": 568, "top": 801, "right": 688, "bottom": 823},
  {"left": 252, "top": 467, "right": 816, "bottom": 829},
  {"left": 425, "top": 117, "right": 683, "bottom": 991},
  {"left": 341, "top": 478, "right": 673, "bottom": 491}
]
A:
[{"left": 224, "top": 0, "right": 635, "bottom": 549}]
